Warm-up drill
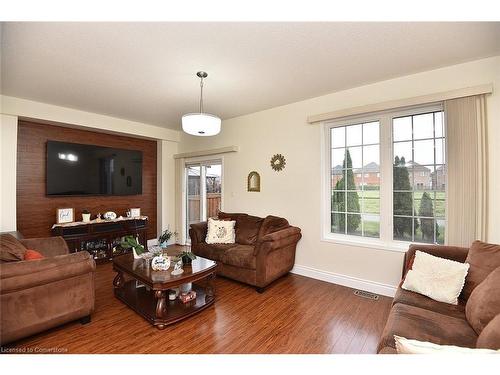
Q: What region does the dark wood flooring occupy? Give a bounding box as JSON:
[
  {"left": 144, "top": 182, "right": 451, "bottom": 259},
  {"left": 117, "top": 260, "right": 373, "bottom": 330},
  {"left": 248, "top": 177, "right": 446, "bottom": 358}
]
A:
[{"left": 9, "top": 262, "right": 392, "bottom": 353}]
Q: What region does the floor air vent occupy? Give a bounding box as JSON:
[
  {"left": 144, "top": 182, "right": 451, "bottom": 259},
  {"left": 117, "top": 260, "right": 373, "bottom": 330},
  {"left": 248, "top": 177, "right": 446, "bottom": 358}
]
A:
[{"left": 354, "top": 290, "right": 379, "bottom": 300}]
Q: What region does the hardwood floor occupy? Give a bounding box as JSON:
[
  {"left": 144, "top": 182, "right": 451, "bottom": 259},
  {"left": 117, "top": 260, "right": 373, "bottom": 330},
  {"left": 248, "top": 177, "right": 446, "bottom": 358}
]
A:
[{"left": 8, "top": 263, "right": 392, "bottom": 353}]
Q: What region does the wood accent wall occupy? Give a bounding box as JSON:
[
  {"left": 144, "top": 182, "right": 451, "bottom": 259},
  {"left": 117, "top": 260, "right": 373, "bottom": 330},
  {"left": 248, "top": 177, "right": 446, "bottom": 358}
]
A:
[{"left": 17, "top": 120, "right": 157, "bottom": 239}]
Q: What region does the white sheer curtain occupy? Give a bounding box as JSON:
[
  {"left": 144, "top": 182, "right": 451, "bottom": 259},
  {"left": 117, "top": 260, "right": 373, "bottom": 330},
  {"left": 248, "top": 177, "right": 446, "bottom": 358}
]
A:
[{"left": 445, "top": 95, "right": 488, "bottom": 247}]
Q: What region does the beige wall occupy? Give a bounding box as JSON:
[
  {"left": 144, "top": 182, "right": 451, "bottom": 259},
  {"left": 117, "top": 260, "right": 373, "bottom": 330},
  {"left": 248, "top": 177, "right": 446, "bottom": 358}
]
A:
[
  {"left": 178, "top": 56, "right": 500, "bottom": 294},
  {"left": 0, "top": 97, "right": 181, "bottom": 238},
  {"left": 0, "top": 114, "right": 18, "bottom": 232}
]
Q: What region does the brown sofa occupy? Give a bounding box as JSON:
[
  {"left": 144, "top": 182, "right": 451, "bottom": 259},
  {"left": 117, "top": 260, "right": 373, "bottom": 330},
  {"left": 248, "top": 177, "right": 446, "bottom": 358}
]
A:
[
  {"left": 378, "top": 242, "right": 500, "bottom": 353},
  {"left": 189, "top": 212, "right": 301, "bottom": 292},
  {"left": 0, "top": 233, "right": 96, "bottom": 345}
]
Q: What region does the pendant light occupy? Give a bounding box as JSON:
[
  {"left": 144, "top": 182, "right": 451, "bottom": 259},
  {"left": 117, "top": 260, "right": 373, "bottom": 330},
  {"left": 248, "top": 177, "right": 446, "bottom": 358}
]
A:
[{"left": 182, "top": 71, "right": 221, "bottom": 136}]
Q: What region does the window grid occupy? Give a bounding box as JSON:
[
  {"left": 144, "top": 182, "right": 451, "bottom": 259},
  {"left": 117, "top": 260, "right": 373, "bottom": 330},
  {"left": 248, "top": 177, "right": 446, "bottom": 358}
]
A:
[
  {"left": 330, "top": 122, "right": 380, "bottom": 238},
  {"left": 392, "top": 111, "right": 445, "bottom": 244}
]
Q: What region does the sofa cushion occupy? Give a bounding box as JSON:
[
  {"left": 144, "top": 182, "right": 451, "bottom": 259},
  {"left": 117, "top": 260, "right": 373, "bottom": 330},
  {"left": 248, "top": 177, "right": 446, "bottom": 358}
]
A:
[
  {"left": 235, "top": 215, "right": 264, "bottom": 245},
  {"left": 191, "top": 243, "right": 234, "bottom": 262},
  {"left": 0, "top": 234, "right": 27, "bottom": 262},
  {"left": 393, "top": 287, "right": 466, "bottom": 319},
  {"left": 462, "top": 241, "right": 500, "bottom": 300},
  {"left": 476, "top": 314, "right": 500, "bottom": 350},
  {"left": 258, "top": 215, "right": 289, "bottom": 239},
  {"left": 222, "top": 244, "right": 256, "bottom": 269},
  {"left": 218, "top": 211, "right": 248, "bottom": 221},
  {"left": 466, "top": 267, "right": 500, "bottom": 334},
  {"left": 377, "top": 303, "right": 477, "bottom": 352}
]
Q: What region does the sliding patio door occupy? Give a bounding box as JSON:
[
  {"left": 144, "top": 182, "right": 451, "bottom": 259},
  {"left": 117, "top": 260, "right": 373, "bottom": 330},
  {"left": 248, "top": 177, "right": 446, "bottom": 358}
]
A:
[{"left": 185, "top": 160, "right": 222, "bottom": 242}]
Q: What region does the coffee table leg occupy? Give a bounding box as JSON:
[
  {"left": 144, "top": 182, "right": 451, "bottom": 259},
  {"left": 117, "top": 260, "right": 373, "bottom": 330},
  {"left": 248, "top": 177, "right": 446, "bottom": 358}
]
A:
[
  {"left": 155, "top": 290, "right": 167, "bottom": 329},
  {"left": 206, "top": 272, "right": 216, "bottom": 298},
  {"left": 113, "top": 271, "right": 124, "bottom": 289}
]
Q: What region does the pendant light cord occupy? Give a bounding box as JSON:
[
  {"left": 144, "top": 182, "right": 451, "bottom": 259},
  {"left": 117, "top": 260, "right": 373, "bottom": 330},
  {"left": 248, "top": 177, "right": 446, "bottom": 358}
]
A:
[{"left": 199, "top": 76, "right": 204, "bottom": 114}]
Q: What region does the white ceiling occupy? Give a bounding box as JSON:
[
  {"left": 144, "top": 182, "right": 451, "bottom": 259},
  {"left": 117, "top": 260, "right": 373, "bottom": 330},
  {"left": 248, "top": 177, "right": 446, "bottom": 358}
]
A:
[{"left": 2, "top": 22, "right": 500, "bottom": 129}]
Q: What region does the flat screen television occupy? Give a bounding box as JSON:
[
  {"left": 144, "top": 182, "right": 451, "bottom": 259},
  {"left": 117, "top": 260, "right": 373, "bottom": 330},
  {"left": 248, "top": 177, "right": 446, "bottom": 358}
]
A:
[{"left": 46, "top": 140, "right": 143, "bottom": 196}]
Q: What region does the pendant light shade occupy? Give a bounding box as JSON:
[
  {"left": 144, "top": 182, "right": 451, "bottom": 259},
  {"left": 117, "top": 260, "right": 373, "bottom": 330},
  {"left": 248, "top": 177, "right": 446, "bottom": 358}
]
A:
[{"left": 182, "top": 71, "right": 221, "bottom": 136}]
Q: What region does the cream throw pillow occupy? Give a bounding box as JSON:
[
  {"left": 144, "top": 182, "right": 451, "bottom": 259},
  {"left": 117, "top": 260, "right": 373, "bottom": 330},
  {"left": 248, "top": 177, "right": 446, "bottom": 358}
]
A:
[
  {"left": 401, "top": 250, "right": 469, "bottom": 305},
  {"left": 205, "top": 218, "right": 236, "bottom": 244},
  {"left": 394, "top": 336, "right": 500, "bottom": 354}
]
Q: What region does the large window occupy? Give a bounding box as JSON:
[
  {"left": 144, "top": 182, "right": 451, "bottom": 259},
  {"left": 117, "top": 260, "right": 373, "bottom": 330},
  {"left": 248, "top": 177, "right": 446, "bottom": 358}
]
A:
[{"left": 324, "top": 105, "right": 446, "bottom": 247}]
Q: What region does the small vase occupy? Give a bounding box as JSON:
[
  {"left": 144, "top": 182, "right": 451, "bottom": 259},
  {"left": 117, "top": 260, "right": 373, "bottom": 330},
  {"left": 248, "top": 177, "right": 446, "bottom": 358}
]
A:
[
  {"left": 132, "top": 247, "right": 142, "bottom": 260},
  {"left": 160, "top": 241, "right": 168, "bottom": 249},
  {"left": 82, "top": 213, "right": 91, "bottom": 222}
]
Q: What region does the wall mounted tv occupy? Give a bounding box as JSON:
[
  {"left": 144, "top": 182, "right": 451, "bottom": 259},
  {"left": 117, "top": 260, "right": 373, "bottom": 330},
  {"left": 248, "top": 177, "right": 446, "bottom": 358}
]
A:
[{"left": 46, "top": 140, "right": 143, "bottom": 196}]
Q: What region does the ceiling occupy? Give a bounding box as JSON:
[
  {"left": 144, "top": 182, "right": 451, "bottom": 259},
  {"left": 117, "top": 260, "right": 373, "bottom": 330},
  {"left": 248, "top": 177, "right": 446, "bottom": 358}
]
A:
[{"left": 2, "top": 22, "right": 500, "bottom": 130}]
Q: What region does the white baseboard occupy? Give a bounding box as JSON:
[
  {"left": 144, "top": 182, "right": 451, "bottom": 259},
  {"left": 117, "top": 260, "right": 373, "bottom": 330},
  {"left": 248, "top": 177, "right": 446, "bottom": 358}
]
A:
[{"left": 290, "top": 264, "right": 397, "bottom": 297}]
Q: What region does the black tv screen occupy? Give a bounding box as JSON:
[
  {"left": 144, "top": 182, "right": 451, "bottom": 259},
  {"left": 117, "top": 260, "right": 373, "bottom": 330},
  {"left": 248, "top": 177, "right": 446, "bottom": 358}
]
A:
[{"left": 47, "top": 140, "right": 143, "bottom": 196}]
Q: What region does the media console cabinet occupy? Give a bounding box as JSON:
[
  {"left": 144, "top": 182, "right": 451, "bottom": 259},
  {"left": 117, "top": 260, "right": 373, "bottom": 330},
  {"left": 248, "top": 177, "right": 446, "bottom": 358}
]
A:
[{"left": 52, "top": 218, "right": 148, "bottom": 264}]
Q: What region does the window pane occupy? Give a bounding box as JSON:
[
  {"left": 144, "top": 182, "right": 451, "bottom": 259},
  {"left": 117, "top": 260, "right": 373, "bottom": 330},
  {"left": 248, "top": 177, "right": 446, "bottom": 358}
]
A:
[
  {"left": 346, "top": 124, "right": 362, "bottom": 146},
  {"left": 436, "top": 219, "right": 445, "bottom": 244},
  {"left": 435, "top": 138, "right": 445, "bottom": 164},
  {"left": 394, "top": 216, "right": 413, "bottom": 241},
  {"left": 417, "top": 218, "right": 435, "bottom": 243},
  {"left": 413, "top": 113, "right": 434, "bottom": 140},
  {"left": 435, "top": 192, "right": 446, "bottom": 218},
  {"left": 434, "top": 112, "right": 444, "bottom": 138},
  {"left": 394, "top": 141, "right": 412, "bottom": 164},
  {"left": 433, "top": 165, "right": 446, "bottom": 191},
  {"left": 393, "top": 116, "right": 412, "bottom": 142},
  {"left": 346, "top": 214, "right": 362, "bottom": 236},
  {"left": 331, "top": 191, "right": 345, "bottom": 212},
  {"left": 331, "top": 213, "right": 344, "bottom": 234},
  {"left": 413, "top": 139, "right": 435, "bottom": 165},
  {"left": 346, "top": 191, "right": 361, "bottom": 212},
  {"left": 394, "top": 192, "right": 413, "bottom": 215},
  {"left": 363, "top": 144, "right": 379, "bottom": 167},
  {"left": 331, "top": 169, "right": 345, "bottom": 190},
  {"left": 331, "top": 149, "right": 345, "bottom": 170},
  {"left": 363, "top": 214, "right": 380, "bottom": 238},
  {"left": 363, "top": 190, "right": 380, "bottom": 214},
  {"left": 347, "top": 147, "right": 362, "bottom": 169},
  {"left": 363, "top": 122, "right": 379, "bottom": 144},
  {"left": 331, "top": 127, "right": 345, "bottom": 148}
]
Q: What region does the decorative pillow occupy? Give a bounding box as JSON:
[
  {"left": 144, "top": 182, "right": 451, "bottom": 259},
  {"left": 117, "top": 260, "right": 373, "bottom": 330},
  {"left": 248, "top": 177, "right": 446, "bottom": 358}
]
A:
[
  {"left": 0, "top": 234, "right": 27, "bottom": 262},
  {"left": 462, "top": 241, "right": 500, "bottom": 300},
  {"left": 24, "top": 249, "right": 44, "bottom": 260},
  {"left": 206, "top": 218, "right": 236, "bottom": 244},
  {"left": 402, "top": 250, "right": 469, "bottom": 305},
  {"left": 235, "top": 215, "right": 264, "bottom": 245},
  {"left": 394, "top": 335, "right": 499, "bottom": 354},
  {"left": 465, "top": 267, "right": 500, "bottom": 334}
]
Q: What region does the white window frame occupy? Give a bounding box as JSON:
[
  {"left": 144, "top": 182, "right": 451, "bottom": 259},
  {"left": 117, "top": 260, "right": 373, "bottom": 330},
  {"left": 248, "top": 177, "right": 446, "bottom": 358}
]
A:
[
  {"left": 320, "top": 103, "right": 445, "bottom": 252},
  {"left": 181, "top": 155, "right": 224, "bottom": 245}
]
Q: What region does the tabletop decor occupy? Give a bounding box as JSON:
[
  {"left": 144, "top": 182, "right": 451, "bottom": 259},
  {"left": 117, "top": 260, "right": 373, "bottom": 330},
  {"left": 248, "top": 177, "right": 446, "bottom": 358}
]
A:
[
  {"left": 171, "top": 259, "right": 184, "bottom": 275},
  {"left": 179, "top": 251, "right": 196, "bottom": 265},
  {"left": 82, "top": 209, "right": 91, "bottom": 222},
  {"left": 151, "top": 254, "right": 171, "bottom": 271},
  {"left": 103, "top": 211, "right": 117, "bottom": 220},
  {"left": 120, "top": 235, "right": 145, "bottom": 259},
  {"left": 270, "top": 153, "right": 286, "bottom": 171},
  {"left": 56, "top": 208, "right": 74, "bottom": 224},
  {"left": 158, "top": 228, "right": 177, "bottom": 248}
]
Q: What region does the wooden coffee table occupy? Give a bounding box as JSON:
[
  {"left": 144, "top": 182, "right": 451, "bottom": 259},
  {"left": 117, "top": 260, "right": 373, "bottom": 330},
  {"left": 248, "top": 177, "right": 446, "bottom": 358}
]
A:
[{"left": 112, "top": 253, "right": 217, "bottom": 329}]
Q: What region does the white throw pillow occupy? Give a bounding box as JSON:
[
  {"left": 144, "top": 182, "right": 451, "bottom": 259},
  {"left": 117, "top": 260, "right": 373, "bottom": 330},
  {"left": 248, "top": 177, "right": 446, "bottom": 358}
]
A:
[
  {"left": 394, "top": 336, "right": 500, "bottom": 354},
  {"left": 205, "top": 218, "right": 236, "bottom": 244},
  {"left": 401, "top": 250, "right": 469, "bottom": 305}
]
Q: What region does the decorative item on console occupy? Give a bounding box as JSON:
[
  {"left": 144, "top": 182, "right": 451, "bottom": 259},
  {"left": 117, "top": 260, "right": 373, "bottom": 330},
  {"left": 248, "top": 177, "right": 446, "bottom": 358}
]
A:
[
  {"left": 82, "top": 209, "right": 91, "bottom": 222},
  {"left": 56, "top": 208, "right": 74, "bottom": 224},
  {"left": 103, "top": 211, "right": 117, "bottom": 220},
  {"left": 130, "top": 208, "right": 141, "bottom": 218}
]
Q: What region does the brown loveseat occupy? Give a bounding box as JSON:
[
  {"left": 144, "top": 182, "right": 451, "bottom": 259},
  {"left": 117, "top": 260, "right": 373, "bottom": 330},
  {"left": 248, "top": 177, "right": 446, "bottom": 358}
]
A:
[
  {"left": 189, "top": 212, "right": 301, "bottom": 292},
  {"left": 0, "top": 233, "right": 96, "bottom": 345},
  {"left": 377, "top": 241, "right": 500, "bottom": 353}
]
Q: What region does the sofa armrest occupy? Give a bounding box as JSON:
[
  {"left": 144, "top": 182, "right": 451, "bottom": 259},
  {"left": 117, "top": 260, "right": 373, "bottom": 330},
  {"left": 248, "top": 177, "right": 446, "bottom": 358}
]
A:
[
  {"left": 20, "top": 236, "right": 69, "bottom": 257},
  {"left": 255, "top": 226, "right": 302, "bottom": 256},
  {"left": 403, "top": 244, "right": 469, "bottom": 276},
  {"left": 189, "top": 222, "right": 208, "bottom": 245},
  {"left": 0, "top": 251, "right": 95, "bottom": 294}
]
